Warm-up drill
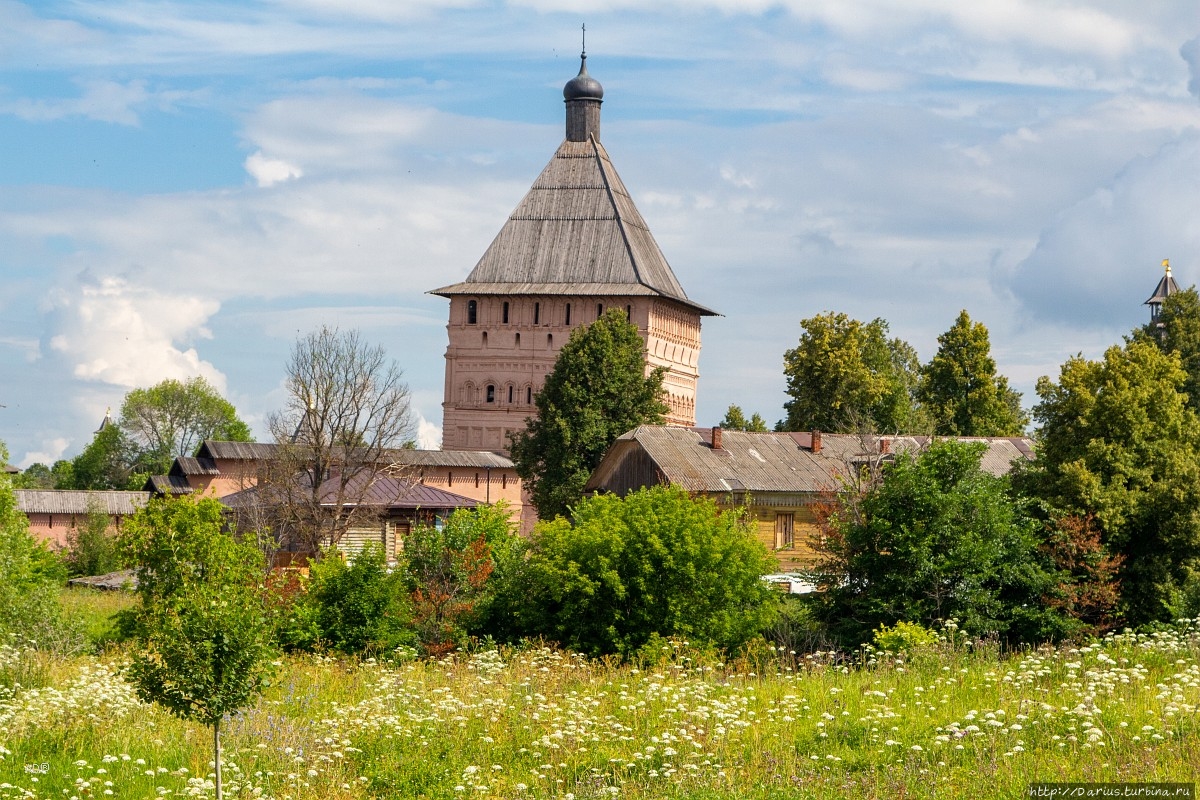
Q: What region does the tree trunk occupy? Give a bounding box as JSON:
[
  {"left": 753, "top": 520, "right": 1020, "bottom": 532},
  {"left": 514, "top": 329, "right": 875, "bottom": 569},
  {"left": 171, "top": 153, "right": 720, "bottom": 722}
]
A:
[{"left": 213, "top": 717, "right": 223, "bottom": 800}]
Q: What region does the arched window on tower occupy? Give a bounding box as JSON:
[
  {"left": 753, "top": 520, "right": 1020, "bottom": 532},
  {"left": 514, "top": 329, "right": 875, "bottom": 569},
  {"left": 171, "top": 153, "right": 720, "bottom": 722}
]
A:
[
  {"left": 482, "top": 331, "right": 488, "bottom": 348},
  {"left": 467, "top": 300, "right": 477, "bottom": 324},
  {"left": 515, "top": 332, "right": 521, "bottom": 347},
  {"left": 597, "top": 303, "right": 604, "bottom": 318},
  {"left": 626, "top": 304, "right": 632, "bottom": 320},
  {"left": 486, "top": 384, "right": 495, "bottom": 403},
  {"left": 526, "top": 386, "right": 532, "bottom": 404},
  {"left": 547, "top": 333, "right": 553, "bottom": 349},
  {"left": 507, "top": 385, "right": 514, "bottom": 404}
]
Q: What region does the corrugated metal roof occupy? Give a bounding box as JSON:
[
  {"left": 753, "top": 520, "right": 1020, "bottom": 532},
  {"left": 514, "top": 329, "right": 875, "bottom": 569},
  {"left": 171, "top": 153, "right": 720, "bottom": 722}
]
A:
[
  {"left": 170, "top": 456, "right": 219, "bottom": 476},
  {"left": 194, "top": 441, "right": 514, "bottom": 469},
  {"left": 146, "top": 475, "right": 194, "bottom": 495},
  {"left": 584, "top": 427, "right": 1035, "bottom": 495},
  {"left": 16, "top": 490, "right": 150, "bottom": 515},
  {"left": 430, "top": 138, "right": 716, "bottom": 317}
]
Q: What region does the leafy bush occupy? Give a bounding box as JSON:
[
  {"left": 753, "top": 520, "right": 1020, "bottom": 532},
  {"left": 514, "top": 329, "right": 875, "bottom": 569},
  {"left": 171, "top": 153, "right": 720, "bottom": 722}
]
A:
[
  {"left": 307, "top": 545, "right": 415, "bottom": 656},
  {"left": 64, "top": 502, "right": 126, "bottom": 577},
  {"left": 873, "top": 620, "right": 940, "bottom": 653},
  {"left": 814, "top": 440, "right": 1080, "bottom": 647},
  {"left": 0, "top": 469, "right": 74, "bottom": 650},
  {"left": 493, "top": 485, "right": 779, "bottom": 658}
]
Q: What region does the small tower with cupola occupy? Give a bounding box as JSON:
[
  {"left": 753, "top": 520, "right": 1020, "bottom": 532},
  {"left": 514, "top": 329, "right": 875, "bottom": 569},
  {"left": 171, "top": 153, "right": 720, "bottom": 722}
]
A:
[{"left": 1146, "top": 258, "right": 1180, "bottom": 329}]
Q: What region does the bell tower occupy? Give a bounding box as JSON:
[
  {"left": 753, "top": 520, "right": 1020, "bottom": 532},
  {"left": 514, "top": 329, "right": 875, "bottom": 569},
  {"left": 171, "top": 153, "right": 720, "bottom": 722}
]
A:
[{"left": 431, "top": 51, "right": 716, "bottom": 453}]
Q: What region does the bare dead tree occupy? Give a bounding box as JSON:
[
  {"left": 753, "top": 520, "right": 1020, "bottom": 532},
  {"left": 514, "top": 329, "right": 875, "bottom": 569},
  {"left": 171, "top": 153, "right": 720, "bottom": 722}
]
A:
[{"left": 260, "top": 327, "right": 417, "bottom": 555}]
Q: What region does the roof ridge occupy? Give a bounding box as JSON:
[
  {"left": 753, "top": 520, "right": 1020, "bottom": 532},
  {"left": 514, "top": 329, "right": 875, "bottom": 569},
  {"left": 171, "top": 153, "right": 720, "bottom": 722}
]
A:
[{"left": 590, "top": 135, "right": 644, "bottom": 289}]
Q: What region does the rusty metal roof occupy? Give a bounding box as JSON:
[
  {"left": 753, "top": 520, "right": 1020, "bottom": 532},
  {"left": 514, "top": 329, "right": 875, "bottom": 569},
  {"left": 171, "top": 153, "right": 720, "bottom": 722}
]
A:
[
  {"left": 16, "top": 489, "right": 150, "bottom": 515},
  {"left": 221, "top": 473, "right": 480, "bottom": 511},
  {"left": 145, "top": 475, "right": 194, "bottom": 495},
  {"left": 584, "top": 427, "right": 1035, "bottom": 495},
  {"left": 430, "top": 138, "right": 716, "bottom": 316}
]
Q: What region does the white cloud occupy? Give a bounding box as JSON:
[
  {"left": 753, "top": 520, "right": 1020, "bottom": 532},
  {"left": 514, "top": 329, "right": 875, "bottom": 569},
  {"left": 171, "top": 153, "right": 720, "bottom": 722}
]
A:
[
  {"left": 244, "top": 151, "right": 303, "bottom": 187},
  {"left": 416, "top": 414, "right": 442, "bottom": 450},
  {"left": 48, "top": 274, "right": 226, "bottom": 390},
  {"left": 19, "top": 437, "right": 69, "bottom": 469},
  {"left": 1008, "top": 132, "right": 1200, "bottom": 327},
  {"left": 2, "top": 79, "right": 149, "bottom": 125}
]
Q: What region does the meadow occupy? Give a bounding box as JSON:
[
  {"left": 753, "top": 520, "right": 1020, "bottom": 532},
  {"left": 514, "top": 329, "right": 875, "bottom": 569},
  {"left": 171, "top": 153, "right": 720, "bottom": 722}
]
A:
[{"left": 0, "top": 592, "right": 1198, "bottom": 799}]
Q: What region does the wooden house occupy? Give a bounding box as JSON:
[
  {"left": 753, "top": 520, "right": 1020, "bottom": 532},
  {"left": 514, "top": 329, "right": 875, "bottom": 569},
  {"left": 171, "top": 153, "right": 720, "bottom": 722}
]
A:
[{"left": 584, "top": 426, "right": 1036, "bottom": 574}]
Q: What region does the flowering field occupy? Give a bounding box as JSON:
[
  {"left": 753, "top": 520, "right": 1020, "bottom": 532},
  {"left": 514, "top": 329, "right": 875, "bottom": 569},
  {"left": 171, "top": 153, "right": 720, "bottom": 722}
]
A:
[{"left": 2, "top": 622, "right": 1199, "bottom": 799}]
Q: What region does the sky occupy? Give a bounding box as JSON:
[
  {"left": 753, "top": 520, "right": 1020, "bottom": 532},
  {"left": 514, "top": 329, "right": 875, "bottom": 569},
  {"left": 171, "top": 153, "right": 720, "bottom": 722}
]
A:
[{"left": 1, "top": 1, "right": 1199, "bottom": 468}]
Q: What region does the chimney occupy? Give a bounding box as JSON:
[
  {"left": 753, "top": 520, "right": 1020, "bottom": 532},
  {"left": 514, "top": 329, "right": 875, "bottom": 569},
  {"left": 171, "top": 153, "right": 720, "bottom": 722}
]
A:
[
  {"left": 811, "top": 429, "right": 822, "bottom": 454},
  {"left": 880, "top": 438, "right": 890, "bottom": 454},
  {"left": 711, "top": 426, "right": 723, "bottom": 450}
]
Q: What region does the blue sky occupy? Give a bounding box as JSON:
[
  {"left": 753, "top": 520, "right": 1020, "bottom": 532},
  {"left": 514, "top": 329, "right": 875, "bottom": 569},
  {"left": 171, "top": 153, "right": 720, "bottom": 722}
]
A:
[{"left": 2, "top": 1, "right": 1199, "bottom": 466}]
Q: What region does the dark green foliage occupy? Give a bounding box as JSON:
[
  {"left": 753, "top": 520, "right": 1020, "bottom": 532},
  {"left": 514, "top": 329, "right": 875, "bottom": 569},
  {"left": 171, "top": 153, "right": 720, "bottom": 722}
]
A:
[
  {"left": 1135, "top": 286, "right": 1200, "bottom": 410},
  {"left": 719, "top": 404, "right": 769, "bottom": 432},
  {"left": 814, "top": 440, "right": 1075, "bottom": 647},
  {"left": 509, "top": 309, "right": 668, "bottom": 520},
  {"left": 917, "top": 310, "right": 1027, "bottom": 436},
  {"left": 492, "top": 485, "right": 779, "bottom": 657},
  {"left": 120, "top": 494, "right": 274, "bottom": 800},
  {"left": 306, "top": 545, "right": 415, "bottom": 655},
  {"left": 782, "top": 311, "right": 926, "bottom": 434},
  {"left": 11, "top": 462, "right": 54, "bottom": 489},
  {"left": 1016, "top": 340, "right": 1200, "bottom": 625},
  {"left": 63, "top": 502, "right": 126, "bottom": 577},
  {"left": 70, "top": 424, "right": 137, "bottom": 490}
]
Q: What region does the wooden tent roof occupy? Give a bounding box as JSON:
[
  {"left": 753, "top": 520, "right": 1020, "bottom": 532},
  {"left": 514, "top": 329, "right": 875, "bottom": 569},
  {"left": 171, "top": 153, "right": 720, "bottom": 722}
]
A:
[{"left": 431, "top": 138, "right": 716, "bottom": 316}]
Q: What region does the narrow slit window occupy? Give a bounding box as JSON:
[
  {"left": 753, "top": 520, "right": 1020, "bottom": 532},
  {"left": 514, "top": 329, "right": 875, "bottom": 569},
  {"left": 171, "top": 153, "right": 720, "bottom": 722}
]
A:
[
  {"left": 597, "top": 303, "right": 604, "bottom": 318},
  {"left": 508, "top": 385, "right": 514, "bottom": 403},
  {"left": 534, "top": 302, "right": 540, "bottom": 324},
  {"left": 467, "top": 300, "right": 477, "bottom": 324},
  {"left": 565, "top": 303, "right": 571, "bottom": 325},
  {"left": 502, "top": 302, "right": 509, "bottom": 323},
  {"left": 526, "top": 386, "right": 532, "bottom": 404},
  {"left": 486, "top": 384, "right": 495, "bottom": 403}
]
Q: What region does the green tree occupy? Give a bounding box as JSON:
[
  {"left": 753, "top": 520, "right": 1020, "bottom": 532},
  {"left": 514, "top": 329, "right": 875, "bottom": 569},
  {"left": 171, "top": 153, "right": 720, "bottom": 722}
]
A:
[
  {"left": 782, "top": 312, "right": 925, "bottom": 434},
  {"left": 1016, "top": 340, "right": 1200, "bottom": 624},
  {"left": 917, "top": 310, "right": 1028, "bottom": 436},
  {"left": 120, "top": 377, "right": 252, "bottom": 479},
  {"left": 509, "top": 309, "right": 668, "bottom": 520},
  {"left": 495, "top": 485, "right": 778, "bottom": 657},
  {"left": 121, "top": 495, "right": 274, "bottom": 800},
  {"left": 0, "top": 441, "right": 69, "bottom": 646},
  {"left": 11, "top": 462, "right": 54, "bottom": 489},
  {"left": 719, "top": 404, "right": 769, "bottom": 432},
  {"left": 70, "top": 423, "right": 137, "bottom": 490},
  {"left": 814, "top": 440, "right": 1072, "bottom": 646},
  {"left": 1135, "top": 286, "right": 1200, "bottom": 411}
]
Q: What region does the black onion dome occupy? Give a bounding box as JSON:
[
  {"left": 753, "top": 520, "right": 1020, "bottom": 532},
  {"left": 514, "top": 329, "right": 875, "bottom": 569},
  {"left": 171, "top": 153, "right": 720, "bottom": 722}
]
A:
[{"left": 563, "top": 56, "right": 604, "bottom": 101}]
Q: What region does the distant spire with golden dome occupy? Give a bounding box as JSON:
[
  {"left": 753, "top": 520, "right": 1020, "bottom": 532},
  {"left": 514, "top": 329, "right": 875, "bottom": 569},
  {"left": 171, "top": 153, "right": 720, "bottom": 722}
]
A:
[{"left": 1146, "top": 258, "right": 1180, "bottom": 325}]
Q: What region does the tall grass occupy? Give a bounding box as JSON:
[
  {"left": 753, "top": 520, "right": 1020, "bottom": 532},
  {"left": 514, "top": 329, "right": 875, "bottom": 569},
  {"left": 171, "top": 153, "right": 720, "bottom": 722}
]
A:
[{"left": 1, "top": 599, "right": 1199, "bottom": 798}]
